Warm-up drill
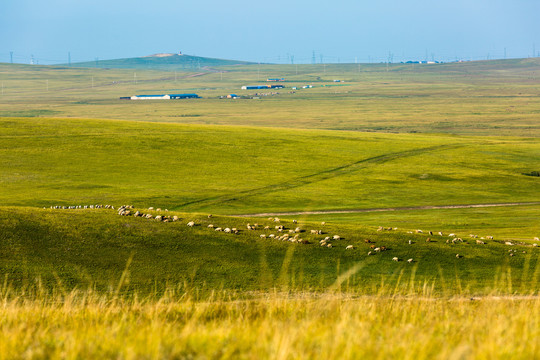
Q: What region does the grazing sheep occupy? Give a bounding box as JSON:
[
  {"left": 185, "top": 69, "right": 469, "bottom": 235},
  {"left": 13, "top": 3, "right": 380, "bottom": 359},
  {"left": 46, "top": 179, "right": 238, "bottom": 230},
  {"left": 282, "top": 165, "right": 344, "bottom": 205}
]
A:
[
  {"left": 510, "top": 253, "right": 514, "bottom": 257},
  {"left": 274, "top": 217, "right": 280, "bottom": 222},
  {"left": 476, "top": 240, "right": 485, "bottom": 244},
  {"left": 215, "top": 227, "right": 222, "bottom": 231},
  {"left": 224, "top": 228, "right": 231, "bottom": 233},
  {"left": 380, "top": 246, "right": 387, "bottom": 251},
  {"left": 172, "top": 216, "right": 179, "bottom": 222},
  {"left": 367, "top": 251, "right": 373, "bottom": 255},
  {"left": 505, "top": 242, "right": 514, "bottom": 246},
  {"left": 310, "top": 229, "right": 318, "bottom": 234},
  {"left": 295, "top": 227, "right": 302, "bottom": 233},
  {"left": 134, "top": 211, "right": 140, "bottom": 217},
  {"left": 320, "top": 242, "right": 327, "bottom": 247},
  {"left": 374, "top": 247, "right": 381, "bottom": 252},
  {"left": 208, "top": 214, "right": 213, "bottom": 218},
  {"left": 534, "top": 237, "right": 539, "bottom": 241},
  {"left": 321, "top": 222, "right": 326, "bottom": 226},
  {"left": 327, "top": 244, "right": 333, "bottom": 248},
  {"left": 392, "top": 257, "right": 399, "bottom": 262},
  {"left": 346, "top": 245, "right": 354, "bottom": 250},
  {"left": 156, "top": 208, "right": 161, "bottom": 212},
  {"left": 293, "top": 219, "right": 297, "bottom": 224},
  {"left": 264, "top": 225, "right": 270, "bottom": 230},
  {"left": 333, "top": 235, "right": 340, "bottom": 241},
  {"left": 155, "top": 215, "right": 163, "bottom": 221},
  {"left": 448, "top": 233, "right": 456, "bottom": 237},
  {"left": 187, "top": 221, "right": 195, "bottom": 227},
  {"left": 407, "top": 258, "right": 414, "bottom": 263},
  {"left": 232, "top": 228, "right": 237, "bottom": 232},
  {"left": 370, "top": 245, "right": 376, "bottom": 249},
  {"left": 269, "top": 234, "right": 275, "bottom": 238},
  {"left": 426, "top": 238, "right": 431, "bottom": 242},
  {"left": 415, "top": 230, "right": 423, "bottom": 234},
  {"left": 456, "top": 254, "right": 460, "bottom": 258},
  {"left": 208, "top": 224, "right": 214, "bottom": 228},
  {"left": 364, "top": 239, "right": 372, "bottom": 243},
  {"left": 408, "top": 240, "right": 412, "bottom": 245},
  {"left": 533, "top": 244, "right": 538, "bottom": 247},
  {"left": 260, "top": 234, "right": 266, "bottom": 239},
  {"left": 438, "top": 232, "right": 443, "bottom": 236}
]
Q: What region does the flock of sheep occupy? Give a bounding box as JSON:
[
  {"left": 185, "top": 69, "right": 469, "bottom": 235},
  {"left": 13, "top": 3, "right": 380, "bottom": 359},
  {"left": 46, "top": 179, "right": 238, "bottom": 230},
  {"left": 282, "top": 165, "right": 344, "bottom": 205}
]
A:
[{"left": 49, "top": 204, "right": 539, "bottom": 261}]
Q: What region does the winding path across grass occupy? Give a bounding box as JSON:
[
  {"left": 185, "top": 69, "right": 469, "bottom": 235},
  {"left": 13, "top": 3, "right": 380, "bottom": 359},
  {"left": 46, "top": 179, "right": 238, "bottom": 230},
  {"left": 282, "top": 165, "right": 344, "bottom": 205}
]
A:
[{"left": 233, "top": 202, "right": 540, "bottom": 217}]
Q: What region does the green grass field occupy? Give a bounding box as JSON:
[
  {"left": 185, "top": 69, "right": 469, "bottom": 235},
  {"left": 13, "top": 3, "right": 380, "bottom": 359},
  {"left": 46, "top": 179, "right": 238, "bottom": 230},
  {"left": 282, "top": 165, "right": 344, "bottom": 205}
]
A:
[{"left": 1, "top": 58, "right": 539, "bottom": 358}]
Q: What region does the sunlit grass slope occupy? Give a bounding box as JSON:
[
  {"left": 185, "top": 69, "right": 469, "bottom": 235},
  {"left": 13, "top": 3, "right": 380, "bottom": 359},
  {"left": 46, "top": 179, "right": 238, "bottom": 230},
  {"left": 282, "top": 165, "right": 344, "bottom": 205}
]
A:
[
  {"left": 1, "top": 207, "right": 539, "bottom": 295},
  {"left": 0, "top": 118, "right": 538, "bottom": 214}
]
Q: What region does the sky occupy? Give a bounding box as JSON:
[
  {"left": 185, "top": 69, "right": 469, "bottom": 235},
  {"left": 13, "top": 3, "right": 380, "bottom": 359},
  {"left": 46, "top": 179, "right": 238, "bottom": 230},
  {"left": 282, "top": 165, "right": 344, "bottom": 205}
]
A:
[{"left": 1, "top": 0, "right": 540, "bottom": 64}]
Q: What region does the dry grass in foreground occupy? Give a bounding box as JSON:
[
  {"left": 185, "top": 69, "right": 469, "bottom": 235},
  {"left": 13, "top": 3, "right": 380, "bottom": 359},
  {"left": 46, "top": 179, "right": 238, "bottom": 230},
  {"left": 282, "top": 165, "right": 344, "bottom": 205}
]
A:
[{"left": 0, "top": 287, "right": 538, "bottom": 360}]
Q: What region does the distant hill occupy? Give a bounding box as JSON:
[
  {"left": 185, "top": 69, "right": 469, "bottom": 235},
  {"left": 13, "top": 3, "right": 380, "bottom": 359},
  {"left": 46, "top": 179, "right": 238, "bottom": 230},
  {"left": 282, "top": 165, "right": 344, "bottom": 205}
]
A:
[{"left": 65, "top": 53, "right": 255, "bottom": 70}]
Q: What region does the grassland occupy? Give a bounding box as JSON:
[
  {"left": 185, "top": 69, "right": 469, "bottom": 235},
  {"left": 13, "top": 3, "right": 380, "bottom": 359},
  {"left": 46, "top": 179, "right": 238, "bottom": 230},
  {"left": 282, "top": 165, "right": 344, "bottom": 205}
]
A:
[{"left": 1, "top": 58, "right": 539, "bottom": 358}]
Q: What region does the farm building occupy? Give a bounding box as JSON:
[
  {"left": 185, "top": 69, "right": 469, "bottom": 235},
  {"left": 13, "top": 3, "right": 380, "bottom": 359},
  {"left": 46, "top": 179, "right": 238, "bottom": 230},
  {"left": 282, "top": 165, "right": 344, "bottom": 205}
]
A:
[
  {"left": 241, "top": 85, "right": 284, "bottom": 90},
  {"left": 128, "top": 94, "right": 200, "bottom": 100}
]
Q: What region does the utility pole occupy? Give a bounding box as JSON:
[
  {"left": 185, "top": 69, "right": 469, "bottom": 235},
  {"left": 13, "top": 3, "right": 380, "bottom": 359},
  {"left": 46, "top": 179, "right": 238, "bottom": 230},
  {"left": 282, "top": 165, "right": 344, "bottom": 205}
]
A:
[{"left": 312, "top": 50, "right": 316, "bottom": 65}]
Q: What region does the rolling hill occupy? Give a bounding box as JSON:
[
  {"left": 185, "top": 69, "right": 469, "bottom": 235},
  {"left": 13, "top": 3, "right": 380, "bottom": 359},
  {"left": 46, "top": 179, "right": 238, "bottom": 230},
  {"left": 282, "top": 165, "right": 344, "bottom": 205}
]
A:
[{"left": 64, "top": 53, "right": 256, "bottom": 70}]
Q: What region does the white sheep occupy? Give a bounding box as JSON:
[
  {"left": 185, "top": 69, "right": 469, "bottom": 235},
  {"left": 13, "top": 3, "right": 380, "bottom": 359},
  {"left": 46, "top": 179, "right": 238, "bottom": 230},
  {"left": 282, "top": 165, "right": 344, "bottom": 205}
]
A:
[
  {"left": 224, "top": 228, "right": 231, "bottom": 233},
  {"left": 367, "top": 251, "right": 373, "bottom": 256},
  {"left": 260, "top": 234, "right": 267, "bottom": 239},
  {"left": 215, "top": 227, "right": 222, "bottom": 231},
  {"left": 346, "top": 245, "right": 354, "bottom": 250},
  {"left": 187, "top": 221, "right": 195, "bottom": 227},
  {"left": 327, "top": 244, "right": 333, "bottom": 248},
  {"left": 392, "top": 257, "right": 399, "bottom": 262},
  {"left": 208, "top": 224, "right": 214, "bottom": 228},
  {"left": 374, "top": 247, "right": 381, "bottom": 252},
  {"left": 407, "top": 258, "right": 414, "bottom": 263},
  {"left": 333, "top": 235, "right": 340, "bottom": 240}
]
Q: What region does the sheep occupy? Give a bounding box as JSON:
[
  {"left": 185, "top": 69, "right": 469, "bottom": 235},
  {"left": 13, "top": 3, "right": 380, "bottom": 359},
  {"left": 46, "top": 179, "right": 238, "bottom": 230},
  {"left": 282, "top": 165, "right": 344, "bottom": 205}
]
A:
[
  {"left": 505, "top": 242, "right": 514, "bottom": 246},
  {"left": 346, "top": 245, "right": 354, "bottom": 250},
  {"left": 260, "top": 234, "right": 266, "bottom": 239},
  {"left": 438, "top": 232, "right": 443, "bottom": 236},
  {"left": 364, "top": 239, "right": 372, "bottom": 243},
  {"left": 407, "top": 258, "right": 414, "bottom": 263},
  {"left": 172, "top": 216, "right": 179, "bottom": 222},
  {"left": 426, "top": 238, "right": 431, "bottom": 242},
  {"left": 232, "top": 228, "right": 237, "bottom": 232},
  {"left": 321, "top": 222, "right": 326, "bottom": 226},
  {"left": 224, "top": 228, "right": 231, "bottom": 233},
  {"left": 367, "top": 251, "right": 373, "bottom": 256},
  {"left": 534, "top": 237, "right": 539, "bottom": 241},
  {"left": 274, "top": 217, "right": 280, "bottom": 222},
  {"left": 155, "top": 215, "right": 163, "bottom": 221},
  {"left": 208, "top": 224, "right": 214, "bottom": 228},
  {"left": 533, "top": 244, "right": 538, "bottom": 247},
  {"left": 392, "top": 257, "right": 399, "bottom": 262},
  {"left": 476, "top": 240, "right": 485, "bottom": 244},
  {"left": 295, "top": 227, "right": 302, "bottom": 233},
  {"left": 156, "top": 208, "right": 161, "bottom": 212},
  {"left": 208, "top": 214, "right": 213, "bottom": 218},
  {"left": 408, "top": 240, "right": 412, "bottom": 245},
  {"left": 293, "top": 219, "right": 297, "bottom": 224},
  {"left": 187, "top": 221, "right": 195, "bottom": 227},
  {"left": 380, "top": 246, "right": 387, "bottom": 251},
  {"left": 310, "top": 229, "right": 319, "bottom": 234},
  {"left": 448, "top": 233, "right": 456, "bottom": 237},
  {"left": 327, "top": 244, "right": 333, "bottom": 248},
  {"left": 324, "top": 237, "right": 330, "bottom": 241},
  {"left": 264, "top": 226, "right": 270, "bottom": 230},
  {"left": 215, "top": 227, "right": 222, "bottom": 231},
  {"left": 456, "top": 254, "right": 460, "bottom": 258},
  {"left": 415, "top": 230, "right": 423, "bottom": 234},
  {"left": 374, "top": 247, "right": 381, "bottom": 252},
  {"left": 333, "top": 235, "right": 341, "bottom": 241}
]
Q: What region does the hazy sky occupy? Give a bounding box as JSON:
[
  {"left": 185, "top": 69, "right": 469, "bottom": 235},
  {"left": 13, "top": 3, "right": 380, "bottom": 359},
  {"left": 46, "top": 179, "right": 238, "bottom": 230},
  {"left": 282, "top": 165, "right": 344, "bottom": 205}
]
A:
[{"left": 2, "top": 0, "right": 540, "bottom": 64}]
